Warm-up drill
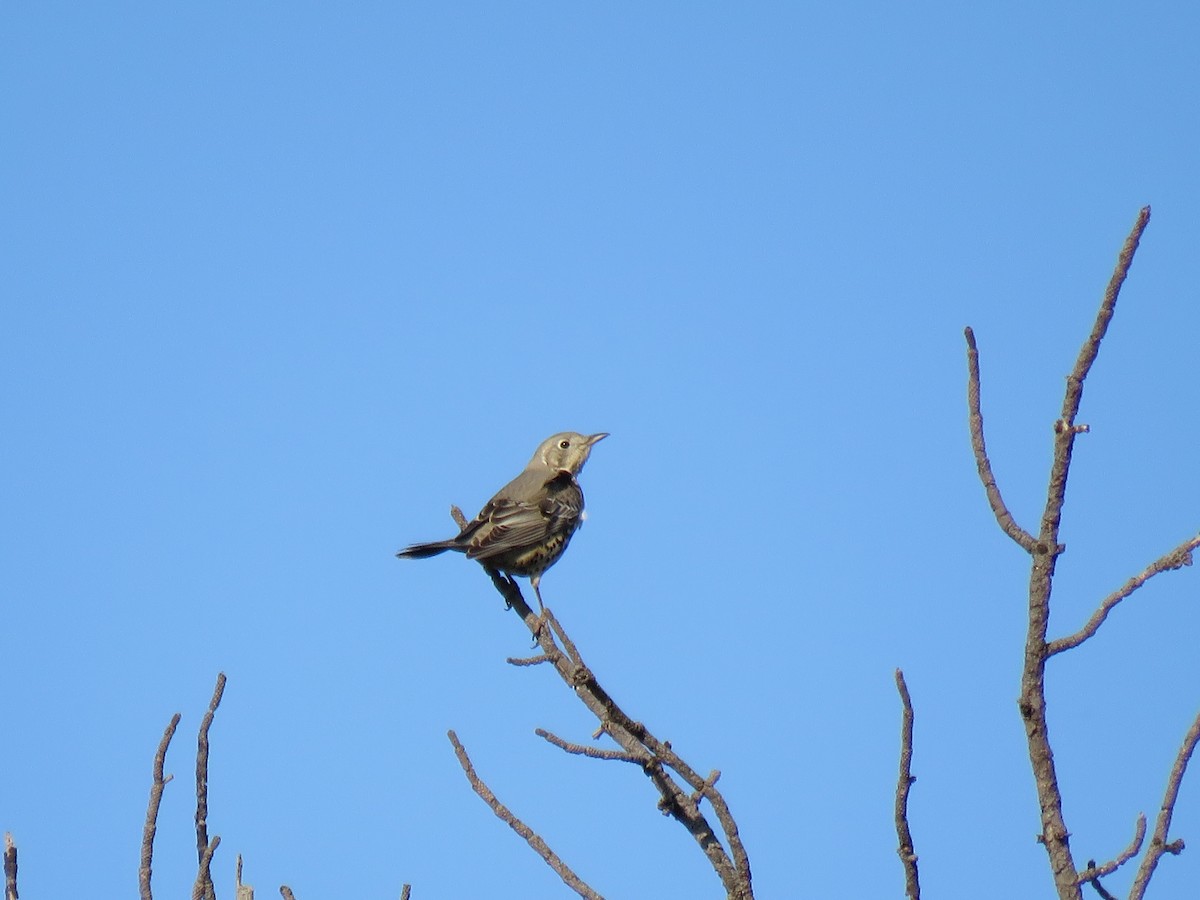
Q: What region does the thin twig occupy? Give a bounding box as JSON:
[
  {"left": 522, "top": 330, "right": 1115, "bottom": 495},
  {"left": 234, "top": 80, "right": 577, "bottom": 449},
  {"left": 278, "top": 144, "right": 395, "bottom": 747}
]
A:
[
  {"left": 400, "top": 885, "right": 412, "bottom": 900},
  {"left": 447, "top": 730, "right": 604, "bottom": 900},
  {"left": 1076, "top": 813, "right": 1146, "bottom": 884},
  {"left": 1049, "top": 535, "right": 1199, "bottom": 655},
  {"left": 196, "top": 673, "right": 227, "bottom": 900},
  {"left": 964, "top": 326, "right": 1038, "bottom": 552},
  {"left": 191, "top": 836, "right": 221, "bottom": 900},
  {"left": 4, "top": 833, "right": 17, "bottom": 900},
  {"left": 893, "top": 669, "right": 920, "bottom": 900},
  {"left": 140, "top": 712, "right": 182, "bottom": 900},
  {"left": 279, "top": 888, "right": 296, "bottom": 900},
  {"left": 1129, "top": 708, "right": 1200, "bottom": 900},
  {"left": 507, "top": 654, "right": 553, "bottom": 667},
  {"left": 536, "top": 728, "right": 643, "bottom": 763}
]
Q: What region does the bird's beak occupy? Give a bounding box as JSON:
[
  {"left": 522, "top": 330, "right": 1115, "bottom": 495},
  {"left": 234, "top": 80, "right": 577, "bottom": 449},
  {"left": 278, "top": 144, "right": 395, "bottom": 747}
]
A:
[{"left": 587, "top": 432, "right": 609, "bottom": 445}]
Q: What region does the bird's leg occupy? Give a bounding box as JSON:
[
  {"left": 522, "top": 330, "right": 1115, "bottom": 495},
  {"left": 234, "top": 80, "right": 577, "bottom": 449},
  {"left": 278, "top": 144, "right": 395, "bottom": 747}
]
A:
[
  {"left": 502, "top": 573, "right": 522, "bottom": 609},
  {"left": 531, "top": 576, "right": 549, "bottom": 639}
]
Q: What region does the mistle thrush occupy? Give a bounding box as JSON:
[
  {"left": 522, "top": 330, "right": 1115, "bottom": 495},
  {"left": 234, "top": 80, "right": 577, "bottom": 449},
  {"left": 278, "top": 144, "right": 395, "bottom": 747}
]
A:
[{"left": 397, "top": 432, "right": 608, "bottom": 609}]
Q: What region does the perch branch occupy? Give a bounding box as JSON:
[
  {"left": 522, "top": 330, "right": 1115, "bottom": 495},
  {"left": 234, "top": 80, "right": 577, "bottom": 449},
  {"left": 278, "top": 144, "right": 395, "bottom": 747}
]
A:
[
  {"left": 140, "top": 712, "right": 182, "bottom": 900},
  {"left": 1129, "top": 708, "right": 1200, "bottom": 900},
  {"left": 1048, "top": 535, "right": 1199, "bottom": 656},
  {"left": 447, "top": 730, "right": 603, "bottom": 900},
  {"left": 893, "top": 669, "right": 920, "bottom": 900},
  {"left": 446, "top": 508, "right": 753, "bottom": 898}
]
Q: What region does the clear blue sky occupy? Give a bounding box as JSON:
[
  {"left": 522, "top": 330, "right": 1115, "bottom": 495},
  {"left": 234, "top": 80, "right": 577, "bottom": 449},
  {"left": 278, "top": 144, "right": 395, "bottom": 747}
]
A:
[{"left": 4, "top": 3, "right": 1200, "bottom": 898}]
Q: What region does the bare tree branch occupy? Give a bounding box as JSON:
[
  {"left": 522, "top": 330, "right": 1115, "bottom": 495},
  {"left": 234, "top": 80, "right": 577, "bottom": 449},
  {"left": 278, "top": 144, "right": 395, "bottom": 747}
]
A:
[
  {"left": 447, "top": 730, "right": 604, "bottom": 900},
  {"left": 4, "top": 832, "right": 17, "bottom": 900},
  {"left": 1076, "top": 813, "right": 1146, "bottom": 885},
  {"left": 1048, "top": 535, "right": 1200, "bottom": 656},
  {"left": 195, "top": 673, "right": 227, "bottom": 900},
  {"left": 964, "top": 326, "right": 1038, "bottom": 553},
  {"left": 279, "top": 887, "right": 297, "bottom": 900},
  {"left": 893, "top": 670, "right": 919, "bottom": 900},
  {"left": 1128, "top": 709, "right": 1200, "bottom": 900},
  {"left": 399, "top": 885, "right": 412, "bottom": 900},
  {"left": 140, "top": 712, "right": 182, "bottom": 900},
  {"left": 191, "top": 836, "right": 220, "bottom": 900},
  {"left": 969, "top": 206, "right": 1154, "bottom": 900},
  {"left": 535, "top": 727, "right": 643, "bottom": 763}
]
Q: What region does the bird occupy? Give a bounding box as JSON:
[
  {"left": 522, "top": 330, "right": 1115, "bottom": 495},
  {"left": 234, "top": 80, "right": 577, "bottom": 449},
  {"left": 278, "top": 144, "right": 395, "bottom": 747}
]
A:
[{"left": 397, "top": 431, "right": 608, "bottom": 611}]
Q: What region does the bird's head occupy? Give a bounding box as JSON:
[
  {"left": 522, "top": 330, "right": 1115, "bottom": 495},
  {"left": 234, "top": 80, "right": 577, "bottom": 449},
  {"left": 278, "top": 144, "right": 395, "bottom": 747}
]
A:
[{"left": 532, "top": 431, "right": 608, "bottom": 475}]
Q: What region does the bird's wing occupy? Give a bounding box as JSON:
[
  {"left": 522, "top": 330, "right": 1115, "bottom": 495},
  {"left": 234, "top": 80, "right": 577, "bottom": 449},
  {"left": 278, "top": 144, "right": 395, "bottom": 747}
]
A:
[
  {"left": 466, "top": 476, "right": 583, "bottom": 562},
  {"left": 465, "top": 498, "right": 554, "bottom": 561}
]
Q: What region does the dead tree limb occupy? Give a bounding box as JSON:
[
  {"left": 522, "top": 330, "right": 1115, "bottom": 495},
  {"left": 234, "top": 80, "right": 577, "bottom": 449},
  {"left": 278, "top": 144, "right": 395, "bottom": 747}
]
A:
[
  {"left": 964, "top": 206, "right": 1200, "bottom": 900},
  {"left": 4, "top": 832, "right": 17, "bottom": 900},
  {"left": 139, "top": 712, "right": 182, "bottom": 900},
  {"left": 447, "top": 730, "right": 603, "bottom": 900},
  {"left": 893, "top": 669, "right": 919, "bottom": 900},
  {"left": 195, "top": 673, "right": 227, "bottom": 900}
]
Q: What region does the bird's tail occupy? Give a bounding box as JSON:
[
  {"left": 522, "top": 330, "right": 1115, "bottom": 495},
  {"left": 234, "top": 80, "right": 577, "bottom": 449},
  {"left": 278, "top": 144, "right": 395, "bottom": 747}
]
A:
[{"left": 396, "top": 540, "right": 460, "bottom": 560}]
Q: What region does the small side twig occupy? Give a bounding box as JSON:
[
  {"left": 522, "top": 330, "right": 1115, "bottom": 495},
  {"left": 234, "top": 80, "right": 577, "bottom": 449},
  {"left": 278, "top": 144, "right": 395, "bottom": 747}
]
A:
[
  {"left": 4, "top": 833, "right": 17, "bottom": 900},
  {"left": 964, "top": 326, "right": 1038, "bottom": 553},
  {"left": 1076, "top": 813, "right": 1146, "bottom": 884},
  {"left": 191, "top": 836, "right": 221, "bottom": 900},
  {"left": 279, "top": 888, "right": 296, "bottom": 900},
  {"left": 506, "top": 654, "right": 553, "bottom": 667},
  {"left": 1129, "top": 709, "right": 1200, "bottom": 900},
  {"left": 400, "top": 885, "right": 412, "bottom": 900},
  {"left": 140, "top": 712, "right": 182, "bottom": 900},
  {"left": 536, "top": 728, "right": 643, "bottom": 763},
  {"left": 1048, "top": 535, "right": 1199, "bottom": 656},
  {"left": 447, "top": 730, "right": 603, "bottom": 900},
  {"left": 236, "top": 853, "right": 254, "bottom": 900},
  {"left": 893, "top": 669, "right": 920, "bottom": 900}
]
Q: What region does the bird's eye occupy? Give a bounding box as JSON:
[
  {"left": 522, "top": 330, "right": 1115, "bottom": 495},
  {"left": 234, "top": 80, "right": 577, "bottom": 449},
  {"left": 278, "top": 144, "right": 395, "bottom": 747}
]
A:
[{"left": 559, "top": 440, "right": 570, "bottom": 449}]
